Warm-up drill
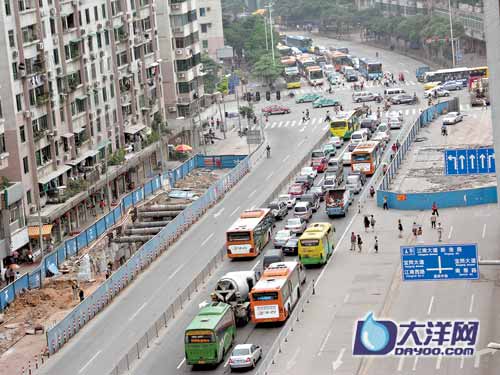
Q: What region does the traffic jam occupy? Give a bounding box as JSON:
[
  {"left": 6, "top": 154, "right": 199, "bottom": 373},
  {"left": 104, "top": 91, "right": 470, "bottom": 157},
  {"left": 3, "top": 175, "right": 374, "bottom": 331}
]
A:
[{"left": 182, "top": 34, "right": 488, "bottom": 372}]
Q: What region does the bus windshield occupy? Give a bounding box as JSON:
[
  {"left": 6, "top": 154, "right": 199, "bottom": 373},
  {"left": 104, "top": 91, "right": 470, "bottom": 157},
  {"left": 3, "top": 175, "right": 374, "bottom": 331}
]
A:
[
  {"left": 368, "top": 63, "right": 382, "bottom": 73},
  {"left": 185, "top": 332, "right": 215, "bottom": 343},
  {"left": 310, "top": 70, "right": 323, "bottom": 79},
  {"left": 352, "top": 153, "right": 371, "bottom": 162},
  {"left": 227, "top": 232, "right": 250, "bottom": 241},
  {"left": 300, "top": 239, "right": 320, "bottom": 246},
  {"left": 252, "top": 292, "right": 279, "bottom": 301},
  {"left": 331, "top": 120, "right": 347, "bottom": 128}
]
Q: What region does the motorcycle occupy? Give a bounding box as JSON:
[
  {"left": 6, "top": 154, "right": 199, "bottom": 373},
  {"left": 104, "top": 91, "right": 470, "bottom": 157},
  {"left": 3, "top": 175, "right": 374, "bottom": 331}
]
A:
[{"left": 288, "top": 91, "right": 295, "bottom": 98}]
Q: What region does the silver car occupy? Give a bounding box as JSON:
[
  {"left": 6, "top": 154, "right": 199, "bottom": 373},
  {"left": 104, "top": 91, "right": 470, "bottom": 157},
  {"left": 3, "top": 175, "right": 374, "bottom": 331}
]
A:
[
  {"left": 273, "top": 229, "right": 293, "bottom": 248},
  {"left": 285, "top": 217, "right": 307, "bottom": 234},
  {"left": 229, "top": 344, "right": 262, "bottom": 370}
]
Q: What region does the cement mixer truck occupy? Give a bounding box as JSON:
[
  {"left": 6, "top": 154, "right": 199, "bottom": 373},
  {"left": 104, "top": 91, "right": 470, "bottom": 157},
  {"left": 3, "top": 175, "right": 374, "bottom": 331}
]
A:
[{"left": 212, "top": 271, "right": 259, "bottom": 326}]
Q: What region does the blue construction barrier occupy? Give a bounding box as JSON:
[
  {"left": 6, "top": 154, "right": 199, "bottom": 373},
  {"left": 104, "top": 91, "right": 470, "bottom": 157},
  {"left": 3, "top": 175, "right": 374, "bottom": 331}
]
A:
[{"left": 46, "top": 154, "right": 250, "bottom": 354}]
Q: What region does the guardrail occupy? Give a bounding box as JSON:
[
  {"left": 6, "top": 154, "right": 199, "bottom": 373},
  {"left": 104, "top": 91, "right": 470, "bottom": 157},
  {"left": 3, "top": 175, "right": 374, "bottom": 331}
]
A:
[{"left": 46, "top": 154, "right": 250, "bottom": 355}]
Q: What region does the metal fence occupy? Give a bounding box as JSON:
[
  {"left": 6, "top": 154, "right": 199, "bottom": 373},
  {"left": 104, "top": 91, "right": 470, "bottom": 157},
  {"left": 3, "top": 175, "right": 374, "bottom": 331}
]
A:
[{"left": 46, "top": 154, "right": 251, "bottom": 355}]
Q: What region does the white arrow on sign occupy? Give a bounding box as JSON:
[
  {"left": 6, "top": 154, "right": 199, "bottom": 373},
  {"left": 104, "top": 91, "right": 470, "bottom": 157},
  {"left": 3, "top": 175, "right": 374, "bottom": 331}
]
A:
[
  {"left": 479, "top": 154, "right": 486, "bottom": 169},
  {"left": 332, "top": 347, "right": 346, "bottom": 371},
  {"left": 458, "top": 155, "right": 466, "bottom": 170},
  {"left": 469, "top": 154, "right": 476, "bottom": 169},
  {"left": 448, "top": 155, "right": 458, "bottom": 170},
  {"left": 488, "top": 154, "right": 495, "bottom": 169}
]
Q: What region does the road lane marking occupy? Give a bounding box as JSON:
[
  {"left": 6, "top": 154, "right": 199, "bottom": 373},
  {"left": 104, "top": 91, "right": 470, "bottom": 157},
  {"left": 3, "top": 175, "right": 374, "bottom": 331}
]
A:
[
  {"left": 412, "top": 357, "right": 419, "bottom": 371},
  {"left": 323, "top": 125, "right": 329, "bottom": 131},
  {"left": 469, "top": 294, "right": 475, "bottom": 313},
  {"left": 343, "top": 293, "right": 350, "bottom": 303},
  {"left": 448, "top": 226, "right": 453, "bottom": 239},
  {"left": 311, "top": 118, "right": 317, "bottom": 125},
  {"left": 299, "top": 127, "right": 306, "bottom": 132},
  {"left": 460, "top": 355, "right": 465, "bottom": 369},
  {"left": 397, "top": 356, "right": 405, "bottom": 371},
  {"left": 331, "top": 347, "right": 345, "bottom": 370},
  {"left": 318, "top": 328, "right": 333, "bottom": 356},
  {"left": 249, "top": 189, "right": 257, "bottom": 198},
  {"left": 129, "top": 302, "right": 148, "bottom": 321},
  {"left": 482, "top": 224, "right": 486, "bottom": 238},
  {"left": 201, "top": 233, "right": 214, "bottom": 246},
  {"left": 436, "top": 355, "right": 443, "bottom": 369},
  {"left": 213, "top": 207, "right": 225, "bottom": 218},
  {"left": 298, "top": 140, "right": 305, "bottom": 147},
  {"left": 291, "top": 120, "right": 296, "bottom": 127},
  {"left": 266, "top": 172, "right": 274, "bottom": 181},
  {"left": 427, "top": 296, "right": 434, "bottom": 315},
  {"left": 177, "top": 358, "right": 186, "bottom": 369},
  {"left": 251, "top": 260, "right": 260, "bottom": 271},
  {"left": 271, "top": 122, "right": 276, "bottom": 128},
  {"left": 230, "top": 206, "right": 240, "bottom": 217},
  {"left": 79, "top": 350, "right": 102, "bottom": 373},
  {"left": 284, "top": 121, "right": 290, "bottom": 127},
  {"left": 168, "top": 264, "right": 184, "bottom": 280},
  {"left": 224, "top": 357, "right": 231, "bottom": 367},
  {"left": 283, "top": 155, "right": 290, "bottom": 162},
  {"left": 278, "top": 121, "right": 283, "bottom": 128}
]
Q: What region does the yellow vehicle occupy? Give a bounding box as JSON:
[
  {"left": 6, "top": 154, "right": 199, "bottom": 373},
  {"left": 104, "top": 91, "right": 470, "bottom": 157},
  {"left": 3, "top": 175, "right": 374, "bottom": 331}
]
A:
[
  {"left": 298, "top": 223, "right": 334, "bottom": 266},
  {"left": 329, "top": 110, "right": 361, "bottom": 140},
  {"left": 423, "top": 81, "right": 441, "bottom": 90}
]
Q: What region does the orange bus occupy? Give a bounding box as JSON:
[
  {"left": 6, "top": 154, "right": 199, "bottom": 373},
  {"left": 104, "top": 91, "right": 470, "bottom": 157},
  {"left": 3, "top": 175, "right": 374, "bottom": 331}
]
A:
[
  {"left": 249, "top": 262, "right": 306, "bottom": 323},
  {"left": 351, "top": 141, "right": 382, "bottom": 176},
  {"left": 226, "top": 209, "right": 274, "bottom": 259}
]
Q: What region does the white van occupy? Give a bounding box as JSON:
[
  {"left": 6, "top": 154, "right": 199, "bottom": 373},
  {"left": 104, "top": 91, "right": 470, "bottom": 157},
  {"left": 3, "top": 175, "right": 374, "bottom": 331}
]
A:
[
  {"left": 293, "top": 201, "right": 313, "bottom": 222},
  {"left": 351, "top": 130, "right": 368, "bottom": 145},
  {"left": 384, "top": 88, "right": 406, "bottom": 97}
]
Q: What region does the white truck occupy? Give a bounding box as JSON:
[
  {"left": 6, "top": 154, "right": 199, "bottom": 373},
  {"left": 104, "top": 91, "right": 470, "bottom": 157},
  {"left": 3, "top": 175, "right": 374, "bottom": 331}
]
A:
[
  {"left": 212, "top": 271, "right": 259, "bottom": 326},
  {"left": 325, "top": 187, "right": 351, "bottom": 217}
]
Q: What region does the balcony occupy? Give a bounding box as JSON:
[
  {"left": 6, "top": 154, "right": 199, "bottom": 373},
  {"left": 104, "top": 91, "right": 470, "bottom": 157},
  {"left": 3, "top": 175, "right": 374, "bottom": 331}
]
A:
[
  {"left": 0, "top": 152, "right": 8, "bottom": 170},
  {"left": 176, "top": 68, "right": 195, "bottom": 82},
  {"left": 170, "top": 1, "right": 188, "bottom": 14},
  {"left": 35, "top": 93, "right": 50, "bottom": 106},
  {"left": 33, "top": 129, "right": 48, "bottom": 142}
]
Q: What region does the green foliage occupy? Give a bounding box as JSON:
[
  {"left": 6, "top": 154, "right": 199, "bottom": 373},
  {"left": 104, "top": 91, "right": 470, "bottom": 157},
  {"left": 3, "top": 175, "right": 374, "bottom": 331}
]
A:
[
  {"left": 217, "top": 76, "right": 229, "bottom": 95},
  {"left": 252, "top": 54, "right": 283, "bottom": 85},
  {"left": 201, "top": 54, "right": 221, "bottom": 94},
  {"left": 221, "top": 0, "right": 246, "bottom": 20},
  {"left": 152, "top": 112, "right": 170, "bottom": 135},
  {"left": 0, "top": 176, "right": 10, "bottom": 190},
  {"left": 108, "top": 149, "right": 126, "bottom": 166},
  {"left": 239, "top": 105, "right": 255, "bottom": 119}
]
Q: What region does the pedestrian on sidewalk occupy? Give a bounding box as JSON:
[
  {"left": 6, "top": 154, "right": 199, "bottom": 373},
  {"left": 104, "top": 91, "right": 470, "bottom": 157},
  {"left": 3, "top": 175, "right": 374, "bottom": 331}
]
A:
[
  {"left": 482, "top": 98, "right": 487, "bottom": 110},
  {"left": 350, "top": 232, "right": 356, "bottom": 251},
  {"left": 418, "top": 225, "right": 423, "bottom": 237},
  {"left": 383, "top": 196, "right": 389, "bottom": 210},
  {"left": 370, "top": 215, "right": 376, "bottom": 231},
  {"left": 398, "top": 219, "right": 403, "bottom": 238},
  {"left": 431, "top": 212, "right": 437, "bottom": 229},
  {"left": 374, "top": 236, "right": 379, "bottom": 253},
  {"left": 71, "top": 280, "right": 79, "bottom": 300},
  {"left": 357, "top": 235, "right": 363, "bottom": 252},
  {"left": 432, "top": 202, "right": 439, "bottom": 216},
  {"left": 78, "top": 288, "right": 85, "bottom": 302},
  {"left": 412, "top": 222, "right": 418, "bottom": 238},
  {"left": 216, "top": 118, "right": 221, "bottom": 129},
  {"left": 364, "top": 215, "right": 370, "bottom": 232},
  {"left": 437, "top": 223, "right": 443, "bottom": 242},
  {"left": 305, "top": 109, "right": 310, "bottom": 120}
]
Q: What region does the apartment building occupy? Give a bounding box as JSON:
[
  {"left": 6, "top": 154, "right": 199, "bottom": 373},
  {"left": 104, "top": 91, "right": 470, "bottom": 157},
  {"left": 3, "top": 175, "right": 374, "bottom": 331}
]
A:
[
  {"left": 198, "top": 0, "right": 224, "bottom": 60},
  {"left": 0, "top": 0, "right": 165, "bottom": 249}
]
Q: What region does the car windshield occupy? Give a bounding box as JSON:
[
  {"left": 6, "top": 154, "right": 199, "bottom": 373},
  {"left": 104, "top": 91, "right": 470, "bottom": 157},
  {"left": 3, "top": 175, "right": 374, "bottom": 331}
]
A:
[
  {"left": 447, "top": 112, "right": 458, "bottom": 117},
  {"left": 295, "top": 206, "right": 306, "bottom": 212},
  {"left": 290, "top": 186, "right": 302, "bottom": 192},
  {"left": 232, "top": 348, "right": 250, "bottom": 356},
  {"left": 269, "top": 203, "right": 279, "bottom": 209},
  {"left": 276, "top": 231, "right": 289, "bottom": 238},
  {"left": 347, "top": 176, "right": 359, "bottom": 183},
  {"left": 288, "top": 218, "right": 301, "bottom": 226},
  {"left": 324, "top": 179, "right": 335, "bottom": 185},
  {"left": 311, "top": 151, "right": 324, "bottom": 158}
]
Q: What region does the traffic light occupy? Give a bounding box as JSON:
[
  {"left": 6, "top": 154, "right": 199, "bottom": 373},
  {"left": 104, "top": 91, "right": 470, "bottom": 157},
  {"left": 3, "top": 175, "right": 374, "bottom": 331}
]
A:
[
  {"left": 256, "top": 91, "right": 260, "bottom": 101},
  {"left": 246, "top": 92, "right": 251, "bottom": 102},
  {"left": 266, "top": 91, "right": 271, "bottom": 101},
  {"left": 276, "top": 91, "right": 281, "bottom": 100},
  {"left": 225, "top": 111, "right": 228, "bottom": 118}
]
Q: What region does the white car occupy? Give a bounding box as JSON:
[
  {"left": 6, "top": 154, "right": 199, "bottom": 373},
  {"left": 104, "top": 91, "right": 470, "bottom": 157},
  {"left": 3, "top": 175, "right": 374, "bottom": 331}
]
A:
[
  {"left": 388, "top": 118, "right": 402, "bottom": 129},
  {"left": 386, "top": 111, "right": 403, "bottom": 122},
  {"left": 342, "top": 151, "right": 352, "bottom": 165},
  {"left": 229, "top": 344, "right": 262, "bottom": 370},
  {"left": 300, "top": 166, "right": 318, "bottom": 180},
  {"left": 329, "top": 136, "right": 344, "bottom": 148},
  {"left": 372, "top": 132, "right": 389, "bottom": 146},
  {"left": 442, "top": 112, "right": 464, "bottom": 125},
  {"left": 273, "top": 229, "right": 293, "bottom": 248},
  {"left": 424, "top": 87, "right": 450, "bottom": 98},
  {"left": 278, "top": 194, "right": 295, "bottom": 209},
  {"left": 285, "top": 217, "right": 307, "bottom": 234}
]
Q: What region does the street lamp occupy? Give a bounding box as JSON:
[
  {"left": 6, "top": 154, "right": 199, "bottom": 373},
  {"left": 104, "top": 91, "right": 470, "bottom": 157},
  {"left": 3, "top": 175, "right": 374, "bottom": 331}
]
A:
[
  {"left": 447, "top": 0, "right": 456, "bottom": 67},
  {"left": 263, "top": 14, "right": 269, "bottom": 51}
]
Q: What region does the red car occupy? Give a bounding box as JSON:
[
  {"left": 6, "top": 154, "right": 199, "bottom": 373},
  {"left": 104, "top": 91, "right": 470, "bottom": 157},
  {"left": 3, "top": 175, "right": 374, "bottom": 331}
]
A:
[
  {"left": 311, "top": 157, "right": 327, "bottom": 172},
  {"left": 261, "top": 104, "right": 291, "bottom": 115},
  {"left": 288, "top": 183, "right": 305, "bottom": 198}
]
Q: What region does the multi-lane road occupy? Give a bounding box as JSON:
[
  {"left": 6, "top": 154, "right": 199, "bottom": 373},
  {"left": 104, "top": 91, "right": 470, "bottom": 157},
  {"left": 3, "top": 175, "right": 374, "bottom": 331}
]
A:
[{"left": 38, "top": 33, "right": 491, "bottom": 375}]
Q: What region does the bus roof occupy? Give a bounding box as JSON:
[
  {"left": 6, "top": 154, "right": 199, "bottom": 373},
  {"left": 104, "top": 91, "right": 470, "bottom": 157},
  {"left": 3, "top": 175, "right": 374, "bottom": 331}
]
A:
[
  {"left": 286, "top": 35, "right": 311, "bottom": 41},
  {"left": 305, "top": 65, "right": 321, "bottom": 71},
  {"left": 301, "top": 223, "right": 331, "bottom": 239},
  {"left": 353, "top": 141, "right": 380, "bottom": 153},
  {"left": 359, "top": 58, "right": 381, "bottom": 64},
  {"left": 186, "top": 302, "right": 231, "bottom": 331},
  {"left": 426, "top": 67, "right": 468, "bottom": 75},
  {"left": 252, "top": 262, "right": 299, "bottom": 291},
  {"left": 227, "top": 208, "right": 271, "bottom": 232},
  {"left": 332, "top": 110, "right": 357, "bottom": 120}
]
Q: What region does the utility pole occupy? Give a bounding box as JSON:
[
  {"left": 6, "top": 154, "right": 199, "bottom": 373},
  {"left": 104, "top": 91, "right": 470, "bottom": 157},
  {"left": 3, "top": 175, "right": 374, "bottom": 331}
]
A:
[
  {"left": 447, "top": 0, "right": 456, "bottom": 67},
  {"left": 263, "top": 15, "right": 269, "bottom": 51},
  {"left": 266, "top": 4, "right": 276, "bottom": 66}
]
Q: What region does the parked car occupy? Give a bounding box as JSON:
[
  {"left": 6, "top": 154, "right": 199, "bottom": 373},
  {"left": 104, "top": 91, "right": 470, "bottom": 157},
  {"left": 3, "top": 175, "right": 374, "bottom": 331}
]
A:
[
  {"left": 296, "top": 93, "right": 322, "bottom": 104},
  {"left": 310, "top": 185, "right": 325, "bottom": 201},
  {"left": 293, "top": 201, "right": 313, "bottom": 221},
  {"left": 300, "top": 166, "right": 318, "bottom": 180},
  {"left": 442, "top": 112, "right": 464, "bottom": 125},
  {"left": 388, "top": 118, "right": 403, "bottom": 129},
  {"left": 390, "top": 94, "right": 417, "bottom": 105},
  {"left": 278, "top": 193, "right": 296, "bottom": 209},
  {"left": 268, "top": 200, "right": 288, "bottom": 220},
  {"left": 261, "top": 104, "right": 291, "bottom": 115},
  {"left": 295, "top": 174, "right": 313, "bottom": 190},
  {"left": 322, "top": 143, "right": 336, "bottom": 157},
  {"left": 346, "top": 174, "right": 362, "bottom": 194},
  {"left": 282, "top": 237, "right": 299, "bottom": 255},
  {"left": 229, "top": 344, "right": 262, "bottom": 370},
  {"left": 288, "top": 183, "right": 306, "bottom": 198},
  {"left": 311, "top": 157, "right": 328, "bottom": 172},
  {"left": 312, "top": 97, "right": 340, "bottom": 108},
  {"left": 285, "top": 217, "right": 307, "bottom": 234},
  {"left": 329, "top": 136, "right": 344, "bottom": 148},
  {"left": 273, "top": 229, "right": 293, "bottom": 248},
  {"left": 300, "top": 192, "right": 320, "bottom": 212}
]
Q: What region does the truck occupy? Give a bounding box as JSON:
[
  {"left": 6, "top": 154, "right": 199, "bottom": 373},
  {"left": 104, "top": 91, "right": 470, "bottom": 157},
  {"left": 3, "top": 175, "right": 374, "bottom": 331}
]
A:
[
  {"left": 325, "top": 187, "right": 351, "bottom": 217},
  {"left": 212, "top": 271, "right": 259, "bottom": 326},
  {"left": 415, "top": 66, "right": 430, "bottom": 82},
  {"left": 470, "top": 77, "right": 489, "bottom": 106}
]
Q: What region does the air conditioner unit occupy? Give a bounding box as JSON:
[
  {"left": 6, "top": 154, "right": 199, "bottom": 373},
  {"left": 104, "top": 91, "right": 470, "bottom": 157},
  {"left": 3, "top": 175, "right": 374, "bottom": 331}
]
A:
[
  {"left": 37, "top": 42, "right": 44, "bottom": 51},
  {"left": 24, "top": 111, "right": 32, "bottom": 118},
  {"left": 207, "top": 7, "right": 211, "bottom": 11},
  {"left": 47, "top": 71, "right": 53, "bottom": 79},
  {"left": 83, "top": 57, "right": 88, "bottom": 63},
  {"left": 107, "top": 129, "right": 112, "bottom": 137},
  {"left": 56, "top": 67, "right": 63, "bottom": 75},
  {"left": 97, "top": 135, "right": 103, "bottom": 142},
  {"left": 168, "top": 106, "right": 176, "bottom": 113},
  {"left": 175, "top": 49, "right": 183, "bottom": 55},
  {"left": 78, "top": 0, "right": 83, "bottom": 5},
  {"left": 127, "top": 12, "right": 132, "bottom": 19},
  {"left": 131, "top": 116, "right": 137, "bottom": 124},
  {"left": 94, "top": 82, "right": 99, "bottom": 88},
  {"left": 56, "top": 158, "right": 61, "bottom": 166},
  {"left": 29, "top": 205, "right": 36, "bottom": 214},
  {"left": 12, "top": 50, "right": 18, "bottom": 59},
  {"left": 105, "top": 103, "right": 110, "bottom": 109},
  {"left": 52, "top": 35, "right": 58, "bottom": 44},
  {"left": 172, "top": 3, "right": 181, "bottom": 9},
  {"left": 179, "top": 73, "right": 186, "bottom": 78},
  {"left": 97, "top": 23, "right": 103, "bottom": 29},
  {"left": 96, "top": 108, "right": 102, "bottom": 114},
  {"left": 99, "top": 51, "right": 105, "bottom": 57},
  {"left": 102, "top": 75, "right": 107, "bottom": 81},
  {"left": 121, "top": 15, "right": 127, "bottom": 23},
  {"left": 80, "top": 28, "right": 86, "bottom": 35},
  {"left": 109, "top": 74, "right": 114, "bottom": 80},
  {"left": 173, "top": 27, "right": 182, "bottom": 33},
  {"left": 90, "top": 52, "right": 96, "bottom": 60},
  {"left": 144, "top": 33, "right": 150, "bottom": 39},
  {"left": 106, "top": 20, "right": 111, "bottom": 27}
]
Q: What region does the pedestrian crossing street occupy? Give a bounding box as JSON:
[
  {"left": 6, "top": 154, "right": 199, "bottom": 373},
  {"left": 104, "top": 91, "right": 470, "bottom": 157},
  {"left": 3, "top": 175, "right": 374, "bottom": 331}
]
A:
[{"left": 291, "top": 80, "right": 419, "bottom": 96}]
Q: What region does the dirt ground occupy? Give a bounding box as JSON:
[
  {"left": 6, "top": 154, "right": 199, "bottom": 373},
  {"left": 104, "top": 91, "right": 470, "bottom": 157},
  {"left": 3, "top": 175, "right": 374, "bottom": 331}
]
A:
[{"left": 0, "top": 168, "right": 228, "bottom": 374}]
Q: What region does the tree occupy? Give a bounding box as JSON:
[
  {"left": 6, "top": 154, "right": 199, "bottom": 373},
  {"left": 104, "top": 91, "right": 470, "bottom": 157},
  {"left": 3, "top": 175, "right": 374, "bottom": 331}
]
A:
[
  {"left": 201, "top": 54, "right": 221, "bottom": 94},
  {"left": 239, "top": 105, "right": 255, "bottom": 127},
  {"left": 221, "top": 0, "right": 246, "bottom": 21},
  {"left": 252, "top": 54, "right": 283, "bottom": 85}
]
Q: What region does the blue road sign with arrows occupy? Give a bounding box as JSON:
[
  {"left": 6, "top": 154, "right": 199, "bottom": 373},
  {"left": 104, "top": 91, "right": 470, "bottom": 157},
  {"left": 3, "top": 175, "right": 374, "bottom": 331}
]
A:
[
  {"left": 444, "top": 148, "right": 496, "bottom": 175},
  {"left": 401, "top": 244, "right": 479, "bottom": 281}
]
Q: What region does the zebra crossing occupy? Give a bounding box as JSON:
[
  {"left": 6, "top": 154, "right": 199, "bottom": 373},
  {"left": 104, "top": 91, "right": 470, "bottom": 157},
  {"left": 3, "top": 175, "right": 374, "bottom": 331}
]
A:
[
  {"left": 291, "top": 80, "right": 419, "bottom": 96},
  {"left": 459, "top": 103, "right": 489, "bottom": 112}
]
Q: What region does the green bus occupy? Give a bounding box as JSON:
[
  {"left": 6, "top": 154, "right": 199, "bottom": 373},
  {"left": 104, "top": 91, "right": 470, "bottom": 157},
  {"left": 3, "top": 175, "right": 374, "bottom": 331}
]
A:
[{"left": 185, "top": 302, "right": 236, "bottom": 366}]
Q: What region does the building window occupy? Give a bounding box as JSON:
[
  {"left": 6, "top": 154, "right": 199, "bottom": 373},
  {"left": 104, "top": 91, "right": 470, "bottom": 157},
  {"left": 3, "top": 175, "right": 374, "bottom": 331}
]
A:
[
  {"left": 101, "top": 4, "right": 106, "bottom": 18},
  {"left": 94, "top": 6, "right": 98, "bottom": 20},
  {"left": 199, "top": 7, "right": 206, "bottom": 16},
  {"left": 104, "top": 30, "right": 109, "bottom": 45},
  {"left": 53, "top": 49, "right": 59, "bottom": 65},
  {"left": 22, "top": 25, "right": 38, "bottom": 44},
  {"left": 110, "top": 82, "right": 115, "bottom": 98},
  {"left": 85, "top": 8, "right": 90, "bottom": 23},
  {"left": 0, "top": 133, "right": 5, "bottom": 153},
  {"left": 4, "top": 0, "right": 10, "bottom": 15},
  {"left": 202, "top": 40, "right": 208, "bottom": 49},
  {"left": 97, "top": 32, "right": 102, "bottom": 48},
  {"left": 93, "top": 91, "right": 99, "bottom": 106},
  {"left": 23, "top": 156, "right": 29, "bottom": 173},
  {"left": 116, "top": 51, "right": 128, "bottom": 66},
  {"left": 102, "top": 87, "right": 107, "bottom": 102},
  {"left": 8, "top": 30, "right": 15, "bottom": 47},
  {"left": 16, "top": 94, "right": 22, "bottom": 111},
  {"left": 0, "top": 100, "right": 2, "bottom": 118},
  {"left": 201, "top": 23, "right": 208, "bottom": 33},
  {"left": 26, "top": 190, "right": 32, "bottom": 204},
  {"left": 20, "top": 126, "right": 26, "bottom": 142},
  {"left": 142, "top": 17, "right": 151, "bottom": 30}
]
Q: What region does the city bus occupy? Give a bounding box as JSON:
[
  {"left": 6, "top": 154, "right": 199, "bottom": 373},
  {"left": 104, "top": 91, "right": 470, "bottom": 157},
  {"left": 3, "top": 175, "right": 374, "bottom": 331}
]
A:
[
  {"left": 249, "top": 262, "right": 305, "bottom": 323},
  {"left": 296, "top": 55, "right": 316, "bottom": 76},
  {"left": 226, "top": 208, "right": 274, "bottom": 258},
  {"left": 358, "top": 58, "right": 383, "bottom": 80},
  {"left": 185, "top": 302, "right": 236, "bottom": 366},
  {"left": 422, "top": 66, "right": 489, "bottom": 84},
  {"left": 329, "top": 110, "right": 361, "bottom": 140},
  {"left": 325, "top": 51, "right": 351, "bottom": 72},
  {"left": 284, "top": 70, "right": 302, "bottom": 88},
  {"left": 284, "top": 35, "right": 313, "bottom": 53},
  {"left": 351, "top": 141, "right": 382, "bottom": 175},
  {"left": 298, "top": 222, "right": 334, "bottom": 266},
  {"left": 305, "top": 66, "right": 324, "bottom": 86}
]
